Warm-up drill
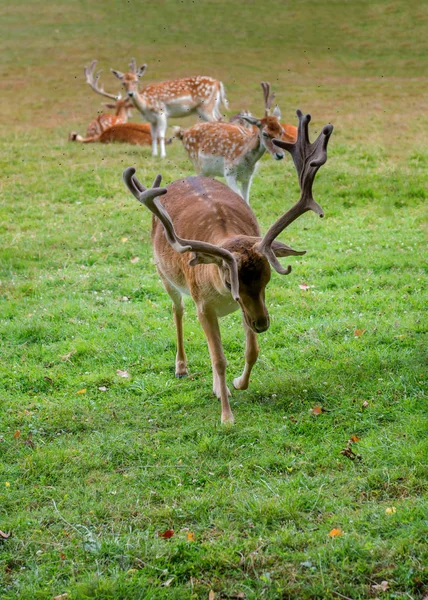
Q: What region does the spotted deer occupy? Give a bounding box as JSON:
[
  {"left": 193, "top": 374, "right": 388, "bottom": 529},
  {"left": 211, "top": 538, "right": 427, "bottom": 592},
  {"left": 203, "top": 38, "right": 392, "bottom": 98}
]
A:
[
  {"left": 122, "top": 109, "right": 333, "bottom": 424},
  {"left": 110, "top": 58, "right": 229, "bottom": 158},
  {"left": 69, "top": 122, "right": 157, "bottom": 146},
  {"left": 174, "top": 82, "right": 288, "bottom": 204}
]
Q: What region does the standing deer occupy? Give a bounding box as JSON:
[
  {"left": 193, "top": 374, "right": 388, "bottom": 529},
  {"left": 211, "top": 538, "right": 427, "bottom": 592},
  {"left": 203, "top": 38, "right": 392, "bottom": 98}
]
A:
[
  {"left": 174, "top": 83, "right": 288, "bottom": 204},
  {"left": 110, "top": 58, "right": 229, "bottom": 158},
  {"left": 69, "top": 61, "right": 160, "bottom": 146},
  {"left": 122, "top": 109, "right": 333, "bottom": 424}
]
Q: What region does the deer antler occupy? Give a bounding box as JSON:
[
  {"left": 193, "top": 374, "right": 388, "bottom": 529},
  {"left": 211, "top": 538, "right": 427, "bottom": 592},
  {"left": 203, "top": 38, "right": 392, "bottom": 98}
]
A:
[
  {"left": 257, "top": 110, "right": 334, "bottom": 275},
  {"left": 261, "top": 82, "right": 276, "bottom": 116},
  {"left": 84, "top": 60, "right": 120, "bottom": 100},
  {"left": 122, "top": 168, "right": 240, "bottom": 301}
]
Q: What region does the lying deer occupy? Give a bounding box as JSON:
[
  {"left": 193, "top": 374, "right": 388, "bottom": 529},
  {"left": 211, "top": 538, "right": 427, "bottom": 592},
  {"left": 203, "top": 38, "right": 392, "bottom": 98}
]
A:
[
  {"left": 122, "top": 109, "right": 333, "bottom": 424},
  {"left": 69, "top": 122, "right": 158, "bottom": 146},
  {"left": 110, "top": 58, "right": 229, "bottom": 158},
  {"left": 174, "top": 83, "right": 288, "bottom": 204}
]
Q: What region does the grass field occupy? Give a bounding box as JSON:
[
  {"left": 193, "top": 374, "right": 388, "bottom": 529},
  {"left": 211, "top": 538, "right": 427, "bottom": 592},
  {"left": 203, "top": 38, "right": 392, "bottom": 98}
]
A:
[{"left": 0, "top": 0, "right": 427, "bottom": 598}]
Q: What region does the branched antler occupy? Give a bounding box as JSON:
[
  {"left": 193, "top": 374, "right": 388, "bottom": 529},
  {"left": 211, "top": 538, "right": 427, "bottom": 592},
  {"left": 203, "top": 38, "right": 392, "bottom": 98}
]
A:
[
  {"left": 257, "top": 110, "right": 334, "bottom": 275},
  {"left": 84, "top": 60, "right": 120, "bottom": 100},
  {"left": 122, "top": 168, "right": 240, "bottom": 301},
  {"left": 261, "top": 82, "right": 276, "bottom": 116}
]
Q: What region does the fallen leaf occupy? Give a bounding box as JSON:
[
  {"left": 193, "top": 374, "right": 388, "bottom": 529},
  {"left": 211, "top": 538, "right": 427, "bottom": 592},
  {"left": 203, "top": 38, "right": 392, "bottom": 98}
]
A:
[
  {"left": 13, "top": 430, "right": 21, "bottom": 439},
  {"left": 121, "top": 296, "right": 130, "bottom": 302},
  {"left": 98, "top": 386, "right": 108, "bottom": 392},
  {"left": 187, "top": 532, "right": 195, "bottom": 542},
  {"left": 310, "top": 406, "right": 323, "bottom": 416},
  {"left": 385, "top": 507, "right": 396, "bottom": 515},
  {"left": 76, "top": 388, "right": 87, "bottom": 394},
  {"left": 24, "top": 433, "right": 35, "bottom": 448},
  {"left": 130, "top": 256, "right": 140, "bottom": 264},
  {"left": 340, "top": 446, "right": 362, "bottom": 461},
  {"left": 299, "top": 283, "right": 310, "bottom": 290},
  {"left": 362, "top": 400, "right": 369, "bottom": 409},
  {"left": 208, "top": 592, "right": 215, "bottom": 600},
  {"left": 121, "top": 237, "right": 128, "bottom": 243},
  {"left": 60, "top": 553, "right": 66, "bottom": 560},
  {"left": 349, "top": 435, "right": 360, "bottom": 443},
  {"left": 0, "top": 530, "right": 11, "bottom": 539},
  {"left": 162, "top": 577, "right": 175, "bottom": 587},
  {"left": 354, "top": 328, "right": 366, "bottom": 337},
  {"left": 371, "top": 581, "right": 389, "bottom": 593},
  {"left": 52, "top": 595, "right": 69, "bottom": 600},
  {"left": 159, "top": 529, "right": 174, "bottom": 539},
  {"left": 328, "top": 528, "right": 344, "bottom": 537},
  {"left": 61, "top": 351, "right": 75, "bottom": 362},
  {"left": 116, "top": 370, "right": 130, "bottom": 379}
]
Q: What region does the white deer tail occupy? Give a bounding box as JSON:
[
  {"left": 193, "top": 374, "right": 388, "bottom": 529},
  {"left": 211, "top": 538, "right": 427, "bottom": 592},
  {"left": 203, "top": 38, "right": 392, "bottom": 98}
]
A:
[{"left": 220, "top": 81, "right": 229, "bottom": 110}]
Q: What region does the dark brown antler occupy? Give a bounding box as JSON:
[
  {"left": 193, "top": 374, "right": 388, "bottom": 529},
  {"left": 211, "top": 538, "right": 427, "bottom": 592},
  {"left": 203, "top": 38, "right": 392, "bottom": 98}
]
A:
[
  {"left": 122, "top": 168, "right": 240, "bottom": 301},
  {"left": 84, "top": 60, "right": 120, "bottom": 100},
  {"left": 257, "top": 110, "right": 333, "bottom": 275},
  {"left": 261, "top": 82, "right": 276, "bottom": 116}
]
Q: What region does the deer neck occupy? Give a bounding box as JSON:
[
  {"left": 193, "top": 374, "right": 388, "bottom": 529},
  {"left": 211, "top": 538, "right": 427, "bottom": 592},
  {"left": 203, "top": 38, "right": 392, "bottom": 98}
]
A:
[{"left": 242, "top": 129, "right": 266, "bottom": 164}]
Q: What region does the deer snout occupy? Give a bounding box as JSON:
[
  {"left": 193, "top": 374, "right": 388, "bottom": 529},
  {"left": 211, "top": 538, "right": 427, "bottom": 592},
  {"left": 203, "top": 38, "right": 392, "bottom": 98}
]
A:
[
  {"left": 274, "top": 152, "right": 284, "bottom": 161},
  {"left": 127, "top": 91, "right": 134, "bottom": 98},
  {"left": 252, "top": 316, "right": 270, "bottom": 333}
]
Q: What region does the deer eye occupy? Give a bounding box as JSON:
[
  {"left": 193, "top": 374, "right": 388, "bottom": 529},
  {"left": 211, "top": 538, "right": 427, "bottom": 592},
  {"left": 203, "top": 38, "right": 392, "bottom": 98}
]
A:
[{"left": 262, "top": 131, "right": 269, "bottom": 138}]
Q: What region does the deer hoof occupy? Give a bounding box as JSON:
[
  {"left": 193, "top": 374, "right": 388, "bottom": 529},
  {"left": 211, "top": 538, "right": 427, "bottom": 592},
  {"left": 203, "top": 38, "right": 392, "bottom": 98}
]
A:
[
  {"left": 221, "top": 412, "right": 235, "bottom": 425},
  {"left": 233, "top": 376, "right": 249, "bottom": 391}
]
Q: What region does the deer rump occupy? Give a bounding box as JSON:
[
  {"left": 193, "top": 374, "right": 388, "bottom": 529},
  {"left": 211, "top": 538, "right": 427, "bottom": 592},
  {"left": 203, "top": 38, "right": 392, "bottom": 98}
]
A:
[{"left": 98, "top": 123, "right": 153, "bottom": 145}]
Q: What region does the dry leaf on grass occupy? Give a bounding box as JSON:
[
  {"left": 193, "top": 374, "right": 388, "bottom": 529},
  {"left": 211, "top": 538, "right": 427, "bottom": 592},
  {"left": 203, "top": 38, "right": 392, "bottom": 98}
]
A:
[
  {"left": 299, "top": 283, "right": 311, "bottom": 290},
  {"left": 61, "top": 351, "right": 75, "bottom": 362},
  {"left": 208, "top": 591, "right": 215, "bottom": 600},
  {"left": 116, "top": 370, "right": 130, "bottom": 379},
  {"left": 371, "top": 581, "right": 389, "bottom": 592},
  {"left": 354, "top": 328, "right": 366, "bottom": 337},
  {"left": 76, "top": 388, "right": 87, "bottom": 395},
  {"left": 310, "top": 406, "right": 323, "bottom": 416},
  {"left": 13, "top": 430, "right": 21, "bottom": 438},
  {"left": 52, "top": 595, "right": 69, "bottom": 600},
  {"left": 159, "top": 529, "right": 174, "bottom": 539},
  {"left": 187, "top": 532, "right": 195, "bottom": 542},
  {"left": 328, "top": 528, "right": 344, "bottom": 537},
  {"left": 0, "top": 530, "right": 11, "bottom": 539},
  {"left": 385, "top": 507, "right": 396, "bottom": 515},
  {"left": 98, "top": 386, "right": 108, "bottom": 392},
  {"left": 362, "top": 400, "right": 369, "bottom": 409},
  {"left": 130, "top": 256, "right": 140, "bottom": 264},
  {"left": 349, "top": 435, "right": 360, "bottom": 443},
  {"left": 340, "top": 445, "right": 362, "bottom": 461},
  {"left": 162, "top": 577, "right": 175, "bottom": 587}
]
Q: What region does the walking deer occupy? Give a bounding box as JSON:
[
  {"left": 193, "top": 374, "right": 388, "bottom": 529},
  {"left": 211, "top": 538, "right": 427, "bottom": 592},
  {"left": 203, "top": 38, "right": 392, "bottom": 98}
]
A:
[
  {"left": 110, "top": 58, "right": 229, "bottom": 158},
  {"left": 122, "top": 109, "right": 333, "bottom": 424},
  {"left": 174, "top": 83, "right": 288, "bottom": 204}
]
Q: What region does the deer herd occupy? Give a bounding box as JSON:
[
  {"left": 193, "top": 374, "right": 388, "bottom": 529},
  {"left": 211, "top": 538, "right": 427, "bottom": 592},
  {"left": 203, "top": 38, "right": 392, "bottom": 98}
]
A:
[{"left": 71, "top": 57, "right": 334, "bottom": 423}]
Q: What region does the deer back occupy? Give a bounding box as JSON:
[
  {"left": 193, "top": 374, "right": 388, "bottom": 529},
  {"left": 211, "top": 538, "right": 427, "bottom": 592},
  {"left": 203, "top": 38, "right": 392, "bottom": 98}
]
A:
[{"left": 99, "top": 123, "right": 152, "bottom": 145}]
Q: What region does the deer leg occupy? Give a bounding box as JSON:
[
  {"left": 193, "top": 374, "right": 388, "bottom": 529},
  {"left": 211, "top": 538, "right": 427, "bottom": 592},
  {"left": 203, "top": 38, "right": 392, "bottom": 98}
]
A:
[
  {"left": 233, "top": 323, "right": 259, "bottom": 391},
  {"left": 240, "top": 173, "right": 254, "bottom": 204},
  {"left": 157, "top": 113, "right": 168, "bottom": 159},
  {"left": 149, "top": 122, "right": 158, "bottom": 157},
  {"left": 197, "top": 307, "right": 233, "bottom": 424},
  {"left": 225, "top": 170, "right": 244, "bottom": 198},
  {"left": 159, "top": 275, "right": 187, "bottom": 378}
]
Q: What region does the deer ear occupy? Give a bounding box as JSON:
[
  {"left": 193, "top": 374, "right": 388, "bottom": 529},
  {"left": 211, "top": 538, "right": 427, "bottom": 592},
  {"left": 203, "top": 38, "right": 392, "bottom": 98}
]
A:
[
  {"left": 240, "top": 115, "right": 262, "bottom": 128},
  {"left": 188, "top": 252, "right": 223, "bottom": 267},
  {"left": 272, "top": 241, "right": 306, "bottom": 257},
  {"left": 272, "top": 104, "right": 282, "bottom": 120},
  {"left": 110, "top": 69, "right": 124, "bottom": 80},
  {"left": 104, "top": 102, "right": 116, "bottom": 109},
  {"left": 137, "top": 64, "right": 147, "bottom": 78}
]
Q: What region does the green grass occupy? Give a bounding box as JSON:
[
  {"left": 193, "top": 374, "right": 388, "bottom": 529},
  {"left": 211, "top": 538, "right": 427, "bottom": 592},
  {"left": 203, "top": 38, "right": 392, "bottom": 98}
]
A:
[{"left": 0, "top": 0, "right": 427, "bottom": 598}]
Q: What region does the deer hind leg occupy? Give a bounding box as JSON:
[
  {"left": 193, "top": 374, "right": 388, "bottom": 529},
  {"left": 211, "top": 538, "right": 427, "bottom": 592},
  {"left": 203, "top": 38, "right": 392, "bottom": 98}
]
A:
[
  {"left": 233, "top": 323, "right": 259, "bottom": 391},
  {"left": 160, "top": 275, "right": 188, "bottom": 378},
  {"left": 240, "top": 172, "right": 254, "bottom": 204},
  {"left": 197, "top": 307, "right": 233, "bottom": 424}
]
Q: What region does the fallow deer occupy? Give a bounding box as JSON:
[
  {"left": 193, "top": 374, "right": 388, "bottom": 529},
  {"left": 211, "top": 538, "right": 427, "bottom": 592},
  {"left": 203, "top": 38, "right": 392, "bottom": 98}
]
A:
[
  {"left": 69, "top": 122, "right": 158, "bottom": 146},
  {"left": 174, "top": 82, "right": 288, "bottom": 204},
  {"left": 110, "top": 58, "right": 229, "bottom": 158},
  {"left": 122, "top": 109, "right": 333, "bottom": 424}
]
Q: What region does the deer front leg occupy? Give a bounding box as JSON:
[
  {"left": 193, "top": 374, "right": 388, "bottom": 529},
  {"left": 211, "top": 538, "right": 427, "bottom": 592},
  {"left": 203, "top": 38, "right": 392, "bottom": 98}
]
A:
[
  {"left": 197, "top": 307, "right": 234, "bottom": 424},
  {"left": 149, "top": 122, "right": 158, "bottom": 157},
  {"left": 157, "top": 112, "right": 168, "bottom": 159},
  {"left": 233, "top": 323, "right": 259, "bottom": 390},
  {"left": 240, "top": 172, "right": 254, "bottom": 205},
  {"left": 224, "top": 169, "right": 243, "bottom": 198}
]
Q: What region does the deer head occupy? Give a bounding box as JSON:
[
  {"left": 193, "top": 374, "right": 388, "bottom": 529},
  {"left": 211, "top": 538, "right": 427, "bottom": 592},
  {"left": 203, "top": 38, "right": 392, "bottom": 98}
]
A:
[
  {"left": 240, "top": 82, "right": 285, "bottom": 160},
  {"left": 104, "top": 97, "right": 134, "bottom": 118},
  {"left": 111, "top": 57, "right": 147, "bottom": 97}
]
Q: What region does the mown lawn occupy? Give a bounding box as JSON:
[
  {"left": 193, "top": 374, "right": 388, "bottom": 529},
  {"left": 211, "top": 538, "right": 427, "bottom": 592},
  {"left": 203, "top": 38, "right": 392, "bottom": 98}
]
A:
[{"left": 0, "top": 1, "right": 427, "bottom": 599}]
